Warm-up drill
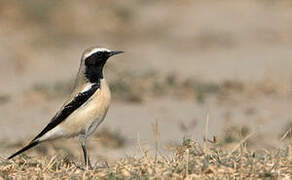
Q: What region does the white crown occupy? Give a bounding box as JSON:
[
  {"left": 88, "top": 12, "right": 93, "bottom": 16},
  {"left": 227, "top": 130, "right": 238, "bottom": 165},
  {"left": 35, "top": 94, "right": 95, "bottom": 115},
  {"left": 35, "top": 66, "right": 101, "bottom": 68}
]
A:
[{"left": 85, "top": 48, "right": 111, "bottom": 58}]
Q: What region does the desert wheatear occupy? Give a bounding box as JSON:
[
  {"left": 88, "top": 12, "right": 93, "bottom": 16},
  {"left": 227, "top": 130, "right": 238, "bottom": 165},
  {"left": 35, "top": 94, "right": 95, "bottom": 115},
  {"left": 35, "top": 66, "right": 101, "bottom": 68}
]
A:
[{"left": 8, "top": 47, "right": 123, "bottom": 168}]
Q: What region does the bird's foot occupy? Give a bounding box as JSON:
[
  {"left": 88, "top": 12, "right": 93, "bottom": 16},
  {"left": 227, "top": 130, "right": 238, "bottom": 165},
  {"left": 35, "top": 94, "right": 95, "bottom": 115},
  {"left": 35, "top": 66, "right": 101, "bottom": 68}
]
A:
[
  {"left": 85, "top": 159, "right": 93, "bottom": 170},
  {"left": 86, "top": 163, "right": 93, "bottom": 170}
]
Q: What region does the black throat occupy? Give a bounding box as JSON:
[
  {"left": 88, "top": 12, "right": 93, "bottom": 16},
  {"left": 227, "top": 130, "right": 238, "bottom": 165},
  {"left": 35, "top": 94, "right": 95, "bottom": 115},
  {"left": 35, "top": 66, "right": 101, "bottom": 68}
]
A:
[{"left": 84, "top": 62, "right": 105, "bottom": 83}]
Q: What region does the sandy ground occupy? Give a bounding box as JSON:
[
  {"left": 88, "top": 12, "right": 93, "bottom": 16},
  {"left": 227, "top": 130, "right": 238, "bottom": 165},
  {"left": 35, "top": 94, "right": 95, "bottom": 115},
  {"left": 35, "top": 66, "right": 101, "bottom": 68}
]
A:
[{"left": 1, "top": 0, "right": 292, "bottom": 161}]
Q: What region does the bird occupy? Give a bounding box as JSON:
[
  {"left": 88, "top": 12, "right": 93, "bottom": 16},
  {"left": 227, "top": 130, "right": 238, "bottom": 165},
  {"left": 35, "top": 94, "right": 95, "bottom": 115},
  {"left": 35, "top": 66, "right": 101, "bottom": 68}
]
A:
[{"left": 7, "top": 47, "right": 124, "bottom": 169}]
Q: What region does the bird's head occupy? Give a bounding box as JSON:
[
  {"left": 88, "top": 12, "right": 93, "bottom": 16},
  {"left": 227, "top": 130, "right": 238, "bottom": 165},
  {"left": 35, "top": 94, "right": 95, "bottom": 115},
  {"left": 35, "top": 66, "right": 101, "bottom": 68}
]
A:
[
  {"left": 83, "top": 48, "right": 124, "bottom": 67},
  {"left": 79, "top": 47, "right": 124, "bottom": 83}
]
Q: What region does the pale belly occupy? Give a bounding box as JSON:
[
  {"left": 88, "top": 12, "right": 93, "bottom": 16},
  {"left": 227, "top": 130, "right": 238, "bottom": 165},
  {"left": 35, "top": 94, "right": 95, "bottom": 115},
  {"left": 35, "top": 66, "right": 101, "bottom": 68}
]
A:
[
  {"left": 63, "top": 93, "right": 110, "bottom": 137},
  {"left": 63, "top": 82, "right": 111, "bottom": 137}
]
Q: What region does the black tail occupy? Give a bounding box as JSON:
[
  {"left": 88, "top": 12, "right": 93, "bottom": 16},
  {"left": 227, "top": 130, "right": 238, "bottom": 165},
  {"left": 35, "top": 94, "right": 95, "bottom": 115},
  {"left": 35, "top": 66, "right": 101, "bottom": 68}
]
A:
[{"left": 7, "top": 141, "right": 39, "bottom": 160}]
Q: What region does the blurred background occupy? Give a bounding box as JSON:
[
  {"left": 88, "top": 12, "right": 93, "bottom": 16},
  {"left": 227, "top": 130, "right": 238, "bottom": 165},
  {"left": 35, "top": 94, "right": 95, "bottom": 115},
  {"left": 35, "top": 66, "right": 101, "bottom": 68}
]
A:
[{"left": 1, "top": 0, "right": 292, "bottom": 162}]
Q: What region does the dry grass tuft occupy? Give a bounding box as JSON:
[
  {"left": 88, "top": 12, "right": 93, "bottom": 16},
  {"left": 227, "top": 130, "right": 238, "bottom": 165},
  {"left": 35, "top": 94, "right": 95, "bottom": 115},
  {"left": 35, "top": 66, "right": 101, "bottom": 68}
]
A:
[{"left": 1, "top": 138, "right": 291, "bottom": 179}]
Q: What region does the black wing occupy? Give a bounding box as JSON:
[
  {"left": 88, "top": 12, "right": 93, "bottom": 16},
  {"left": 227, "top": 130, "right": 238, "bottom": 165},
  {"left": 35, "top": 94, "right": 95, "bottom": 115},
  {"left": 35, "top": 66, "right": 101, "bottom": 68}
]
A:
[
  {"left": 32, "top": 83, "right": 99, "bottom": 141},
  {"left": 7, "top": 83, "right": 99, "bottom": 160},
  {"left": 8, "top": 83, "right": 100, "bottom": 159},
  {"left": 8, "top": 141, "right": 39, "bottom": 159}
]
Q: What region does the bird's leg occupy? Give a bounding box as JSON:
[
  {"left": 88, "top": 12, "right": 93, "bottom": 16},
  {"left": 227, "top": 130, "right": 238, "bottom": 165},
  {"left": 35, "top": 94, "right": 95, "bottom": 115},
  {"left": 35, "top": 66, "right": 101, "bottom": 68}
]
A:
[
  {"left": 81, "top": 143, "right": 92, "bottom": 169},
  {"left": 80, "top": 137, "right": 93, "bottom": 170}
]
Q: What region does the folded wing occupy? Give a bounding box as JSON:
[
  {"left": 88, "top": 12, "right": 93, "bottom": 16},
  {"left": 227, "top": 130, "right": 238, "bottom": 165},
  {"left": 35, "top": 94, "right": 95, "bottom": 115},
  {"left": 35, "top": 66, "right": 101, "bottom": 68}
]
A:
[{"left": 8, "top": 83, "right": 99, "bottom": 159}]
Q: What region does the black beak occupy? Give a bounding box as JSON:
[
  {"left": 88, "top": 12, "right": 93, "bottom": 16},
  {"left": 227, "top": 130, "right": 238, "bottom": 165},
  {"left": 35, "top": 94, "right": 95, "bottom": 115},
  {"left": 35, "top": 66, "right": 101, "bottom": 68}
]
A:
[{"left": 109, "top": 50, "right": 124, "bottom": 57}]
